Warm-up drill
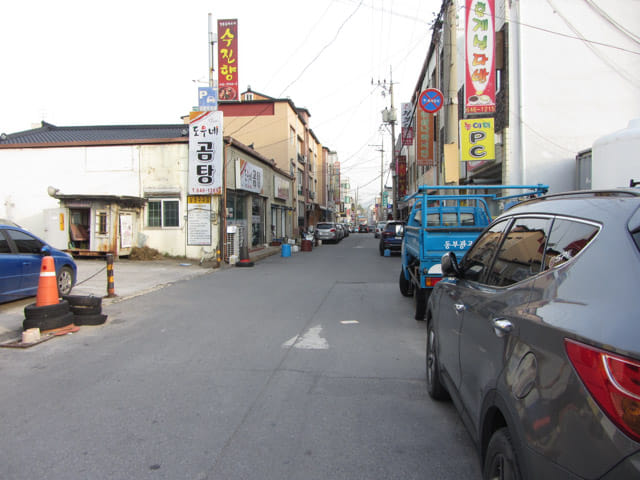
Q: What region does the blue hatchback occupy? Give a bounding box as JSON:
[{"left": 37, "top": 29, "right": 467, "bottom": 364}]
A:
[{"left": 0, "top": 223, "right": 77, "bottom": 303}]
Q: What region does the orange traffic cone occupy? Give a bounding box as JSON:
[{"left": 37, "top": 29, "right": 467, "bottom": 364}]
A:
[{"left": 35, "top": 256, "right": 59, "bottom": 307}]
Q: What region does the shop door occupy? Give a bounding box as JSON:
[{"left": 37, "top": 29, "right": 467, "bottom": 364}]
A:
[{"left": 251, "top": 196, "right": 264, "bottom": 247}]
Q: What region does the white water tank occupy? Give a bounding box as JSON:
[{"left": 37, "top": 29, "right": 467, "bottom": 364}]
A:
[{"left": 592, "top": 118, "right": 640, "bottom": 189}]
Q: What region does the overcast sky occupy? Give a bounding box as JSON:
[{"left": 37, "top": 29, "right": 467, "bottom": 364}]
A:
[{"left": 1, "top": 0, "right": 440, "bottom": 205}]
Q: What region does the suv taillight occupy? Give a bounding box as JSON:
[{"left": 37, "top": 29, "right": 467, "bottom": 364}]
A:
[{"left": 565, "top": 338, "right": 640, "bottom": 443}]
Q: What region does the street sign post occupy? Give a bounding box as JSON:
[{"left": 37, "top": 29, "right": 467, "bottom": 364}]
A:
[{"left": 419, "top": 88, "right": 444, "bottom": 114}]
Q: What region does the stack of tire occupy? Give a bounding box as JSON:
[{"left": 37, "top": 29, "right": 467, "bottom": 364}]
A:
[
  {"left": 63, "top": 295, "right": 107, "bottom": 326},
  {"left": 23, "top": 295, "right": 107, "bottom": 331},
  {"left": 23, "top": 299, "right": 75, "bottom": 332}
]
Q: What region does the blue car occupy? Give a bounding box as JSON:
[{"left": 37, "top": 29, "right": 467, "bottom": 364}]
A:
[{"left": 0, "top": 222, "right": 77, "bottom": 303}]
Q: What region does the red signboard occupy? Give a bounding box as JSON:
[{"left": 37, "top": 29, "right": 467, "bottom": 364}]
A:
[
  {"left": 465, "top": 0, "right": 496, "bottom": 114},
  {"left": 416, "top": 109, "right": 434, "bottom": 167},
  {"left": 397, "top": 155, "right": 407, "bottom": 198},
  {"left": 218, "top": 19, "right": 238, "bottom": 101}
]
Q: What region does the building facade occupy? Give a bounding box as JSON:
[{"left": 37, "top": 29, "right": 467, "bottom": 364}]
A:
[
  {"left": 0, "top": 122, "right": 293, "bottom": 260},
  {"left": 395, "top": 0, "right": 639, "bottom": 216}
]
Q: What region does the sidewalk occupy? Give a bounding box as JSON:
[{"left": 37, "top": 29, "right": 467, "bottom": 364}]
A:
[{"left": 0, "top": 245, "right": 281, "bottom": 343}]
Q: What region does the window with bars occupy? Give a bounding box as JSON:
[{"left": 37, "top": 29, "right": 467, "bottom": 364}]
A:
[{"left": 148, "top": 199, "right": 180, "bottom": 227}]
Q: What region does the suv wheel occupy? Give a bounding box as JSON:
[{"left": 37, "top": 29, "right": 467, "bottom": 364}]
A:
[
  {"left": 426, "top": 322, "right": 449, "bottom": 400},
  {"left": 483, "top": 428, "right": 522, "bottom": 480}
]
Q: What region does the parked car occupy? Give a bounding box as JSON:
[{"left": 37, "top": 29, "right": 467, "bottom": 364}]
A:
[
  {"left": 315, "top": 222, "right": 340, "bottom": 243},
  {"left": 339, "top": 224, "right": 350, "bottom": 237},
  {"left": 0, "top": 222, "right": 77, "bottom": 303},
  {"left": 425, "top": 189, "right": 640, "bottom": 480},
  {"left": 374, "top": 221, "right": 387, "bottom": 238},
  {"left": 379, "top": 221, "right": 405, "bottom": 255},
  {"left": 358, "top": 224, "right": 369, "bottom": 233}
]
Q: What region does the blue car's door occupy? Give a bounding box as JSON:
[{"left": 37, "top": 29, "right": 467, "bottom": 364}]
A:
[
  {"left": 0, "top": 230, "right": 25, "bottom": 301},
  {"left": 2, "top": 229, "right": 44, "bottom": 300}
]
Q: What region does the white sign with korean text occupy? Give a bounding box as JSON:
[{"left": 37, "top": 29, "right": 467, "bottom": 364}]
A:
[
  {"left": 189, "top": 111, "right": 224, "bottom": 195},
  {"left": 235, "top": 158, "right": 263, "bottom": 194}
]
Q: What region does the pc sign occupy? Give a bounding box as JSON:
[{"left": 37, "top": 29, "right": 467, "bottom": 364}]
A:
[{"left": 198, "top": 87, "right": 218, "bottom": 111}]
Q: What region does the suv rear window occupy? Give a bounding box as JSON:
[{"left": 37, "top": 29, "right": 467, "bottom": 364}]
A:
[{"left": 316, "top": 224, "right": 333, "bottom": 230}]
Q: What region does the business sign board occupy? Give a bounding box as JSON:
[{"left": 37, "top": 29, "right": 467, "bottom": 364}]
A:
[
  {"left": 188, "top": 111, "right": 224, "bottom": 195},
  {"left": 397, "top": 155, "right": 407, "bottom": 198},
  {"left": 187, "top": 196, "right": 212, "bottom": 246},
  {"left": 218, "top": 19, "right": 238, "bottom": 101},
  {"left": 236, "top": 159, "right": 264, "bottom": 194},
  {"left": 274, "top": 176, "right": 290, "bottom": 200},
  {"left": 416, "top": 108, "right": 435, "bottom": 167},
  {"left": 465, "top": 0, "right": 496, "bottom": 114},
  {"left": 459, "top": 118, "right": 495, "bottom": 161},
  {"left": 401, "top": 103, "right": 414, "bottom": 146}
]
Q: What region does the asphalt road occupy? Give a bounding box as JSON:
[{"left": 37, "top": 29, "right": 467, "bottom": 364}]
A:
[{"left": 0, "top": 233, "right": 481, "bottom": 480}]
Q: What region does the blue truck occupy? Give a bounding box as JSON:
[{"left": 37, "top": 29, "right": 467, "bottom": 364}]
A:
[{"left": 400, "top": 184, "right": 548, "bottom": 320}]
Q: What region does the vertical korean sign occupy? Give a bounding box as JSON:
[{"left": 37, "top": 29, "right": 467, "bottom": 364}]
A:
[
  {"left": 465, "top": 0, "right": 496, "bottom": 114},
  {"left": 416, "top": 108, "right": 434, "bottom": 167},
  {"left": 218, "top": 19, "right": 238, "bottom": 101},
  {"left": 401, "top": 103, "right": 414, "bottom": 146},
  {"left": 189, "top": 111, "right": 224, "bottom": 195}
]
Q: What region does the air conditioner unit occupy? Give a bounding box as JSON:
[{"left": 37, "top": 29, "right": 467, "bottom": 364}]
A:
[{"left": 226, "top": 226, "right": 240, "bottom": 261}]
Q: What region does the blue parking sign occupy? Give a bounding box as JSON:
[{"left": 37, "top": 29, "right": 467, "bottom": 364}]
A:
[{"left": 198, "top": 87, "right": 218, "bottom": 111}]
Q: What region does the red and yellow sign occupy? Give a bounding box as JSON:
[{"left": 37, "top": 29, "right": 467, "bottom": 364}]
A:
[
  {"left": 465, "top": 0, "right": 495, "bottom": 114},
  {"left": 218, "top": 19, "right": 238, "bottom": 101}
]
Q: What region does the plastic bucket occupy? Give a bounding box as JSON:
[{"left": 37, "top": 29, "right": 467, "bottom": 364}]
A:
[
  {"left": 301, "top": 239, "right": 313, "bottom": 252},
  {"left": 281, "top": 244, "right": 292, "bottom": 257}
]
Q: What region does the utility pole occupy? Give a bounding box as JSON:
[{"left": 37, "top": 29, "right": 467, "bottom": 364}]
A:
[
  {"left": 379, "top": 67, "right": 397, "bottom": 219},
  {"left": 370, "top": 142, "right": 384, "bottom": 222},
  {"left": 389, "top": 67, "right": 397, "bottom": 220},
  {"left": 208, "top": 14, "right": 216, "bottom": 89}
]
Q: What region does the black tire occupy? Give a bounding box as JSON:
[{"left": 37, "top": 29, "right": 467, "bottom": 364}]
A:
[
  {"left": 73, "top": 313, "right": 107, "bottom": 326},
  {"left": 70, "top": 304, "right": 102, "bottom": 316},
  {"left": 24, "top": 300, "right": 70, "bottom": 320},
  {"left": 414, "top": 287, "right": 427, "bottom": 320},
  {"left": 483, "top": 428, "right": 522, "bottom": 480},
  {"left": 57, "top": 266, "right": 74, "bottom": 296},
  {"left": 426, "top": 322, "right": 449, "bottom": 400},
  {"left": 236, "top": 261, "right": 254, "bottom": 267},
  {"left": 23, "top": 311, "right": 74, "bottom": 331},
  {"left": 62, "top": 295, "right": 102, "bottom": 307},
  {"left": 399, "top": 269, "right": 413, "bottom": 297}
]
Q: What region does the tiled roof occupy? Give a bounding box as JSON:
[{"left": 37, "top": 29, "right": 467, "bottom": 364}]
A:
[{"left": 0, "top": 122, "right": 189, "bottom": 145}]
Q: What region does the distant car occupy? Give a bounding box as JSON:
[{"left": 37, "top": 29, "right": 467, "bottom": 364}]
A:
[
  {"left": 426, "top": 189, "right": 640, "bottom": 480},
  {"left": 315, "top": 222, "right": 340, "bottom": 243},
  {"left": 339, "top": 224, "right": 350, "bottom": 237},
  {"left": 0, "top": 223, "right": 77, "bottom": 303},
  {"left": 374, "top": 221, "right": 387, "bottom": 238},
  {"left": 358, "top": 225, "right": 369, "bottom": 233},
  {"left": 379, "top": 221, "right": 405, "bottom": 255}
]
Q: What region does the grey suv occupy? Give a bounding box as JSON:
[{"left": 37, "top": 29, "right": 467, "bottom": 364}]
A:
[
  {"left": 315, "top": 222, "right": 340, "bottom": 243},
  {"left": 426, "top": 190, "right": 640, "bottom": 480}
]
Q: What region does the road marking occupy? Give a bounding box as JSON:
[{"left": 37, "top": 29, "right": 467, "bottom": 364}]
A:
[
  {"left": 282, "top": 325, "right": 329, "bottom": 350},
  {"left": 340, "top": 320, "right": 359, "bottom": 324}
]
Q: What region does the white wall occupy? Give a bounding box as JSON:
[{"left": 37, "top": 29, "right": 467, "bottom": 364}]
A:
[
  {"left": 0, "top": 145, "right": 140, "bottom": 237},
  {"left": 519, "top": 0, "right": 640, "bottom": 192}
]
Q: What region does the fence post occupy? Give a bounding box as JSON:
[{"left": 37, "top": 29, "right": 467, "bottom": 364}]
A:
[{"left": 106, "top": 254, "right": 117, "bottom": 298}]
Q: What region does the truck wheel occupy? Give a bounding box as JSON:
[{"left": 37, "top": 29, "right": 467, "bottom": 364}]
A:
[
  {"left": 414, "top": 288, "right": 427, "bottom": 321},
  {"left": 399, "top": 270, "right": 413, "bottom": 297}
]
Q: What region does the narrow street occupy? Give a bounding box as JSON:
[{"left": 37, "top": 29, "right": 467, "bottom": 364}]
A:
[{"left": 0, "top": 234, "right": 480, "bottom": 480}]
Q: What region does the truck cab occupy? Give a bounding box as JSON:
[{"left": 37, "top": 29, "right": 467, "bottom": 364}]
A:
[{"left": 400, "top": 185, "right": 548, "bottom": 320}]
